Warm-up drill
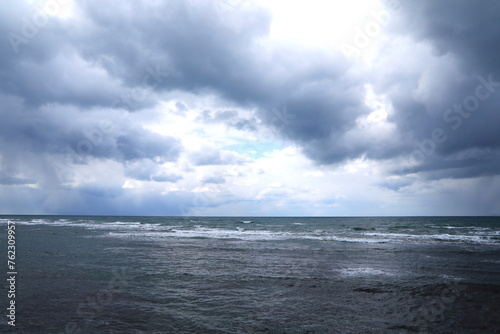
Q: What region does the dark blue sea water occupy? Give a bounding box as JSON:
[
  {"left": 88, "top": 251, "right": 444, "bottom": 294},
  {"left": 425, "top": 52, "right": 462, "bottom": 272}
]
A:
[{"left": 1, "top": 216, "right": 499, "bottom": 333}]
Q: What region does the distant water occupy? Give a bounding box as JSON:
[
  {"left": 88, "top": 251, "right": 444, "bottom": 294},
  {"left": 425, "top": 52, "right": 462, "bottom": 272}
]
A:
[{"left": 1, "top": 216, "right": 499, "bottom": 333}]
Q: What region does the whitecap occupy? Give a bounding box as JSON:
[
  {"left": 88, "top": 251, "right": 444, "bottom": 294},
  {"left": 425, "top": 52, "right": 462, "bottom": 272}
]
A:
[{"left": 339, "top": 267, "right": 395, "bottom": 277}]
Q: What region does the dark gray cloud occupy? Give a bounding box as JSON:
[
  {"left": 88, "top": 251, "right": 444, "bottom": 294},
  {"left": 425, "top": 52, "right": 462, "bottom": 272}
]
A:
[
  {"left": 3, "top": 0, "right": 498, "bottom": 175},
  {"left": 0, "top": 93, "right": 182, "bottom": 190},
  {"left": 378, "top": 176, "right": 416, "bottom": 192},
  {"left": 0, "top": 3, "right": 121, "bottom": 108},
  {"left": 390, "top": 0, "right": 500, "bottom": 75},
  {"left": 1, "top": 0, "right": 368, "bottom": 167},
  {"left": 378, "top": 0, "right": 500, "bottom": 180},
  {"left": 26, "top": 0, "right": 371, "bottom": 164},
  {"left": 68, "top": 0, "right": 273, "bottom": 108},
  {"left": 125, "top": 160, "right": 183, "bottom": 183},
  {"left": 0, "top": 99, "right": 181, "bottom": 160}
]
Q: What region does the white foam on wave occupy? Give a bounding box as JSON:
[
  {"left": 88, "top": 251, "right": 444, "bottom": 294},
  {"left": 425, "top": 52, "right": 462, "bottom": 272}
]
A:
[
  {"left": 363, "top": 232, "right": 499, "bottom": 245},
  {"left": 10, "top": 218, "right": 66, "bottom": 226},
  {"left": 432, "top": 225, "right": 492, "bottom": 231},
  {"left": 12, "top": 218, "right": 170, "bottom": 233},
  {"left": 438, "top": 274, "right": 464, "bottom": 281},
  {"left": 31, "top": 219, "right": 50, "bottom": 224},
  {"left": 103, "top": 227, "right": 395, "bottom": 243},
  {"left": 82, "top": 221, "right": 169, "bottom": 232},
  {"left": 5, "top": 218, "right": 499, "bottom": 245},
  {"left": 94, "top": 224, "right": 500, "bottom": 244},
  {"left": 159, "top": 226, "right": 291, "bottom": 240},
  {"left": 318, "top": 235, "right": 392, "bottom": 243},
  {"left": 339, "top": 267, "right": 395, "bottom": 277}
]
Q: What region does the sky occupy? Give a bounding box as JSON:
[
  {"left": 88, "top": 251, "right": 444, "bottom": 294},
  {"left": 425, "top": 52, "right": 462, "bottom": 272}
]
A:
[{"left": 1, "top": 0, "right": 499, "bottom": 216}]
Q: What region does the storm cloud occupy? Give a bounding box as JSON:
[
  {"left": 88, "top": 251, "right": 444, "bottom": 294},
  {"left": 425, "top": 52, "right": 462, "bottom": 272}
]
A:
[{"left": 1, "top": 0, "right": 499, "bottom": 215}]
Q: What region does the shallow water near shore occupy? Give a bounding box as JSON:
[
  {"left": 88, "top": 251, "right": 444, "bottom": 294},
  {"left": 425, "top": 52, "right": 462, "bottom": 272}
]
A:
[{"left": 1, "top": 216, "right": 499, "bottom": 333}]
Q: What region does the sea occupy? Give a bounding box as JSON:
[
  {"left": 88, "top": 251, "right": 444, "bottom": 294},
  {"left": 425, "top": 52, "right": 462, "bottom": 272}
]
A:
[{"left": 1, "top": 216, "right": 499, "bottom": 334}]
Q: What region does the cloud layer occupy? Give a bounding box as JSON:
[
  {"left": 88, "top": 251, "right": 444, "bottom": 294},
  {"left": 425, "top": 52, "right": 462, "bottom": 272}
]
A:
[{"left": 1, "top": 0, "right": 499, "bottom": 215}]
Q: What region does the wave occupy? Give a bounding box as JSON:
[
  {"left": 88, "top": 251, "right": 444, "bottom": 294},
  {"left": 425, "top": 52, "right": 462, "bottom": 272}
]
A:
[
  {"left": 362, "top": 232, "right": 498, "bottom": 244},
  {"left": 10, "top": 218, "right": 167, "bottom": 232},
  {"left": 339, "top": 267, "right": 395, "bottom": 277},
  {"left": 100, "top": 225, "right": 392, "bottom": 243},
  {"left": 3, "top": 218, "right": 499, "bottom": 245}
]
